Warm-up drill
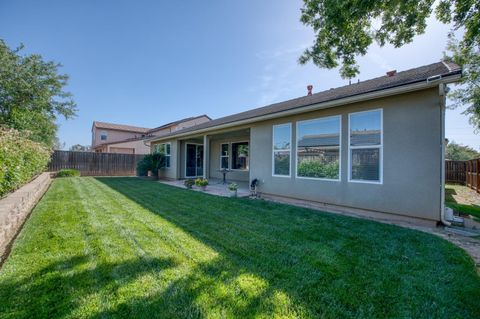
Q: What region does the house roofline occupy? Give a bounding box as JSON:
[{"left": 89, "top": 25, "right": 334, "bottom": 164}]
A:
[
  {"left": 147, "top": 72, "right": 461, "bottom": 143},
  {"left": 147, "top": 114, "right": 211, "bottom": 133}
]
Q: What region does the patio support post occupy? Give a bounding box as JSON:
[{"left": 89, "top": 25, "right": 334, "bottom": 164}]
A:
[{"left": 203, "top": 135, "right": 209, "bottom": 179}]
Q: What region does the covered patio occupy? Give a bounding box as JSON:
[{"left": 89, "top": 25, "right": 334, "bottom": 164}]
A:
[{"left": 176, "top": 127, "right": 251, "bottom": 183}]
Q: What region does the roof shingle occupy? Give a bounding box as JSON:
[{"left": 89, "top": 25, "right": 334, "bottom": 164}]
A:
[
  {"left": 93, "top": 121, "right": 150, "bottom": 133},
  {"left": 150, "top": 61, "right": 461, "bottom": 141}
]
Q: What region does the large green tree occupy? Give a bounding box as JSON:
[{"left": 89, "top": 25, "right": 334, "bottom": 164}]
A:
[
  {"left": 446, "top": 141, "right": 479, "bottom": 160},
  {"left": 299, "top": 0, "right": 479, "bottom": 129},
  {"left": 0, "top": 40, "right": 77, "bottom": 147}
]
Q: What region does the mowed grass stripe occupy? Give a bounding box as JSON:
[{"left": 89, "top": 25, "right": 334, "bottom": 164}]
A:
[{"left": 81, "top": 178, "right": 218, "bottom": 264}]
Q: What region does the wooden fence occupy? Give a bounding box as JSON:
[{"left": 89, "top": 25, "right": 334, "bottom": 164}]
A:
[
  {"left": 465, "top": 158, "right": 480, "bottom": 193},
  {"left": 445, "top": 160, "right": 466, "bottom": 184},
  {"left": 445, "top": 158, "right": 480, "bottom": 193},
  {"left": 48, "top": 150, "right": 145, "bottom": 176}
]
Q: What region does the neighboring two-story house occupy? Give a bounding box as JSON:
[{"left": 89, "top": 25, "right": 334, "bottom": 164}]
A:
[{"left": 91, "top": 115, "right": 211, "bottom": 154}]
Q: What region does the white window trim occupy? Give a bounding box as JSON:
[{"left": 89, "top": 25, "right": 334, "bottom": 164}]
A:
[
  {"left": 100, "top": 130, "right": 108, "bottom": 141},
  {"left": 164, "top": 142, "right": 171, "bottom": 168},
  {"left": 295, "top": 115, "right": 342, "bottom": 182},
  {"left": 348, "top": 108, "right": 383, "bottom": 184},
  {"left": 272, "top": 123, "right": 292, "bottom": 178},
  {"left": 230, "top": 140, "right": 250, "bottom": 171},
  {"left": 154, "top": 142, "right": 172, "bottom": 168},
  {"left": 220, "top": 143, "right": 230, "bottom": 169}
]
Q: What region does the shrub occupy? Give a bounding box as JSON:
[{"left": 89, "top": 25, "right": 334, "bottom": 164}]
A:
[
  {"left": 297, "top": 160, "right": 339, "bottom": 179},
  {"left": 136, "top": 152, "right": 165, "bottom": 176},
  {"left": 195, "top": 178, "right": 208, "bottom": 187},
  {"left": 184, "top": 179, "right": 195, "bottom": 189},
  {"left": 0, "top": 128, "right": 51, "bottom": 197},
  {"left": 227, "top": 182, "right": 238, "bottom": 191},
  {"left": 56, "top": 169, "right": 80, "bottom": 177}
]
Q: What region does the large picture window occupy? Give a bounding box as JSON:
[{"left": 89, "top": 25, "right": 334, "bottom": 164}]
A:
[
  {"left": 272, "top": 123, "right": 291, "bottom": 176},
  {"left": 220, "top": 143, "right": 229, "bottom": 169},
  {"left": 232, "top": 142, "right": 249, "bottom": 170},
  {"left": 154, "top": 143, "right": 171, "bottom": 168},
  {"left": 349, "top": 109, "right": 382, "bottom": 183},
  {"left": 296, "top": 116, "right": 341, "bottom": 180}
]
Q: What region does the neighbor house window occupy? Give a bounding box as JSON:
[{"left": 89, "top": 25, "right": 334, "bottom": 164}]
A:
[
  {"left": 232, "top": 142, "right": 249, "bottom": 170},
  {"left": 154, "top": 143, "right": 171, "bottom": 168},
  {"left": 296, "top": 116, "right": 341, "bottom": 180},
  {"left": 272, "top": 123, "right": 291, "bottom": 176},
  {"left": 349, "top": 109, "right": 382, "bottom": 183},
  {"left": 220, "top": 143, "right": 229, "bottom": 169},
  {"left": 100, "top": 131, "right": 107, "bottom": 140}
]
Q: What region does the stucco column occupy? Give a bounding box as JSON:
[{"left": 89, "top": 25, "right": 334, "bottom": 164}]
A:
[{"left": 203, "top": 135, "right": 209, "bottom": 179}]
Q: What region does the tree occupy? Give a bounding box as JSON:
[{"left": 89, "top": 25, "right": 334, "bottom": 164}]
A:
[
  {"left": 70, "top": 144, "right": 91, "bottom": 152},
  {"left": 299, "top": 0, "right": 479, "bottom": 129},
  {"left": 0, "top": 40, "right": 77, "bottom": 147},
  {"left": 445, "top": 141, "right": 479, "bottom": 160}
]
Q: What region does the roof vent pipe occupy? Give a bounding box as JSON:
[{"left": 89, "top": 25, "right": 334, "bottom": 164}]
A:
[
  {"left": 386, "top": 70, "right": 397, "bottom": 77},
  {"left": 307, "top": 85, "right": 313, "bottom": 96}
]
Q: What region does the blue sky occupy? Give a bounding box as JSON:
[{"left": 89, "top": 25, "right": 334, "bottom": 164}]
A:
[{"left": 0, "top": 0, "right": 478, "bottom": 150}]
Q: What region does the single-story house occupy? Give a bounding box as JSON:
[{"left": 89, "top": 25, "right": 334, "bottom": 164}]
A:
[
  {"left": 91, "top": 115, "right": 211, "bottom": 154},
  {"left": 148, "top": 62, "right": 461, "bottom": 225}
]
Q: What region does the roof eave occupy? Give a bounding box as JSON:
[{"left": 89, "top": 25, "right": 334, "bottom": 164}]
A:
[{"left": 147, "top": 72, "right": 462, "bottom": 143}]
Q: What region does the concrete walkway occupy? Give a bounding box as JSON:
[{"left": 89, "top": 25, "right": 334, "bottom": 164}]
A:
[
  {"left": 159, "top": 179, "right": 250, "bottom": 198},
  {"left": 0, "top": 173, "right": 52, "bottom": 264}
]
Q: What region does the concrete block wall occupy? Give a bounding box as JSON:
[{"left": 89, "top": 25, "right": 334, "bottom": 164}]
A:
[{"left": 0, "top": 173, "right": 52, "bottom": 262}]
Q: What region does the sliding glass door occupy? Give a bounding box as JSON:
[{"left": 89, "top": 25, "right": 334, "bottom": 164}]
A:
[{"left": 186, "top": 143, "right": 204, "bottom": 177}]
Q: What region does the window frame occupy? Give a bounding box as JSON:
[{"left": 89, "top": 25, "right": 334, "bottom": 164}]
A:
[
  {"left": 272, "top": 123, "right": 292, "bottom": 178},
  {"left": 231, "top": 141, "right": 249, "bottom": 171},
  {"left": 100, "top": 131, "right": 108, "bottom": 141},
  {"left": 220, "top": 143, "right": 230, "bottom": 169},
  {"left": 153, "top": 142, "right": 172, "bottom": 168},
  {"left": 348, "top": 108, "right": 383, "bottom": 184},
  {"left": 295, "top": 115, "right": 342, "bottom": 182}
]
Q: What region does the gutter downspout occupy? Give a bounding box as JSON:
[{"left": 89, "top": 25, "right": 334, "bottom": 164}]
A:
[
  {"left": 143, "top": 140, "right": 151, "bottom": 153},
  {"left": 439, "top": 83, "right": 451, "bottom": 226}
]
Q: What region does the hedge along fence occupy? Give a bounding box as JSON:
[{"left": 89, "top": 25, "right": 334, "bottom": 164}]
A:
[{"left": 0, "top": 129, "right": 51, "bottom": 197}]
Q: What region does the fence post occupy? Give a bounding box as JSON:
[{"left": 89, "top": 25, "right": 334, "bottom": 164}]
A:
[
  {"left": 469, "top": 160, "right": 473, "bottom": 189},
  {"left": 477, "top": 159, "right": 480, "bottom": 193}
]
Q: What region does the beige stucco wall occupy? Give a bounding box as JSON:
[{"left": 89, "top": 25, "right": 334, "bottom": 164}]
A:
[
  {"left": 209, "top": 135, "right": 250, "bottom": 182},
  {"left": 249, "top": 88, "right": 442, "bottom": 221},
  {"left": 149, "top": 88, "right": 442, "bottom": 221},
  {"left": 92, "top": 128, "right": 143, "bottom": 148},
  {"left": 148, "top": 127, "right": 171, "bottom": 136},
  {"left": 106, "top": 139, "right": 150, "bottom": 154},
  {"left": 157, "top": 140, "right": 179, "bottom": 180}
]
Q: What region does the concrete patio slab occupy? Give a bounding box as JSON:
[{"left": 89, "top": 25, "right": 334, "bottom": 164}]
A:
[{"left": 158, "top": 178, "right": 250, "bottom": 198}]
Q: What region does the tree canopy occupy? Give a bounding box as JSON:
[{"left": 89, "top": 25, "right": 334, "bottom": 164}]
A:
[
  {"left": 0, "top": 40, "right": 77, "bottom": 147},
  {"left": 446, "top": 141, "right": 479, "bottom": 160},
  {"left": 299, "top": 0, "right": 479, "bottom": 129}
]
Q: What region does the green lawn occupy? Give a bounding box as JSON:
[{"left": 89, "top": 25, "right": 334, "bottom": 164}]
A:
[
  {"left": 1, "top": 177, "right": 479, "bottom": 318},
  {"left": 446, "top": 183, "right": 480, "bottom": 221}
]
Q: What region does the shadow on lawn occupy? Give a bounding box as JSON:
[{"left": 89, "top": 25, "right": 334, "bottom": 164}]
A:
[
  {"left": 445, "top": 186, "right": 458, "bottom": 204},
  {"left": 3, "top": 177, "right": 478, "bottom": 318},
  {"left": 0, "top": 255, "right": 179, "bottom": 318},
  {"left": 89, "top": 177, "right": 480, "bottom": 318}
]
